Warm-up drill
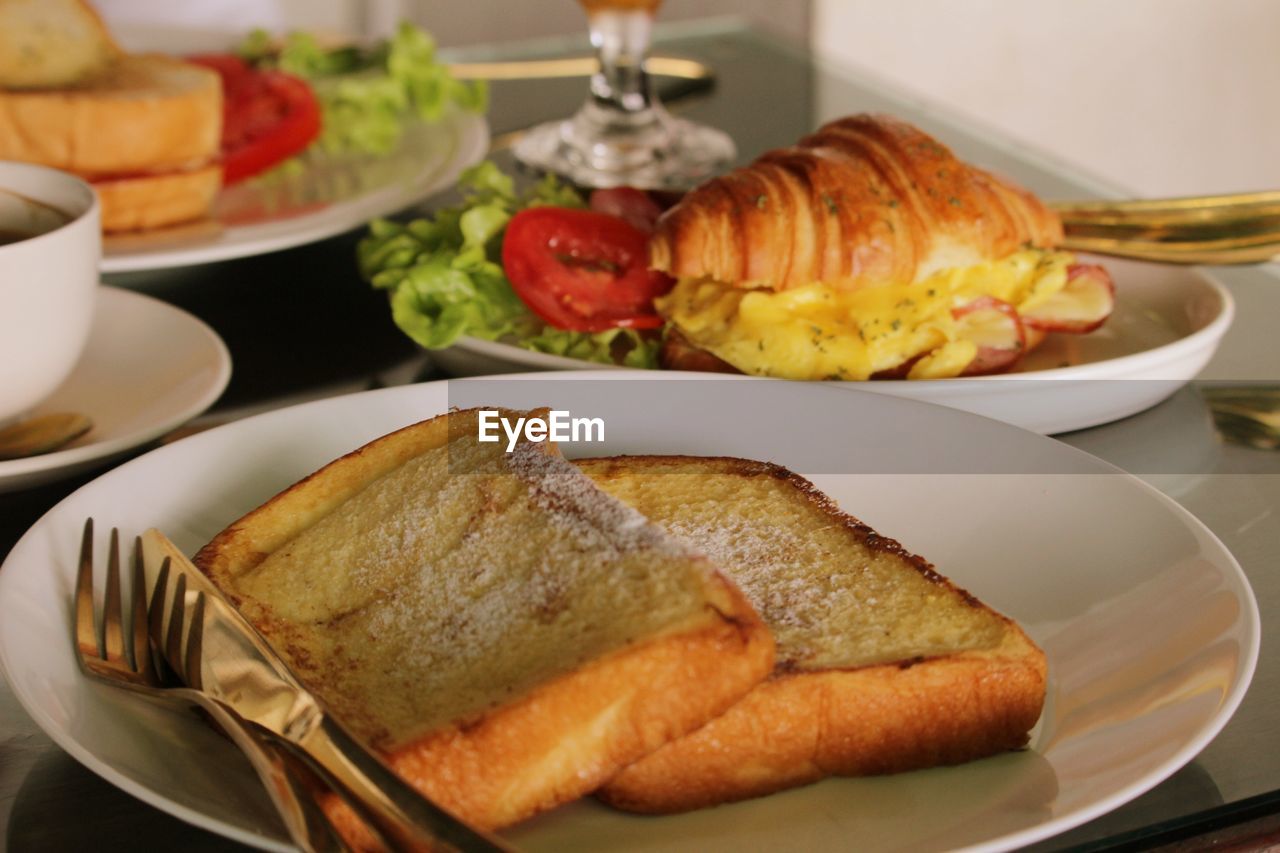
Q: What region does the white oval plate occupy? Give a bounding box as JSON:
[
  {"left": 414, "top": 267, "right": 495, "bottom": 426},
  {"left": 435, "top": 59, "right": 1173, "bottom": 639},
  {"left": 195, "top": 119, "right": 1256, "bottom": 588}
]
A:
[
  {"left": 100, "top": 110, "right": 488, "bottom": 273},
  {"left": 0, "top": 286, "right": 231, "bottom": 492},
  {"left": 0, "top": 373, "right": 1257, "bottom": 851},
  {"left": 432, "top": 257, "right": 1233, "bottom": 434}
]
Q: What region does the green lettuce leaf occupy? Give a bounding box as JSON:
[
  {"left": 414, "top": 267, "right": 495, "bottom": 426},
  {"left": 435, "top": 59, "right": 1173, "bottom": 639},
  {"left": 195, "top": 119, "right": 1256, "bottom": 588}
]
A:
[
  {"left": 523, "top": 327, "right": 660, "bottom": 368},
  {"left": 239, "top": 23, "right": 487, "bottom": 157},
  {"left": 358, "top": 163, "right": 660, "bottom": 368}
]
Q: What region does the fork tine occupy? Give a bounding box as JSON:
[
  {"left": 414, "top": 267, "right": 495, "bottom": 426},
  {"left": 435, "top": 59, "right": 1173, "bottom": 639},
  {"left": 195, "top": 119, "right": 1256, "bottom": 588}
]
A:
[
  {"left": 75, "top": 519, "right": 99, "bottom": 660},
  {"left": 102, "top": 528, "right": 125, "bottom": 663},
  {"left": 147, "top": 556, "right": 180, "bottom": 683},
  {"left": 148, "top": 557, "right": 171, "bottom": 673},
  {"left": 130, "top": 537, "right": 155, "bottom": 683},
  {"left": 165, "top": 573, "right": 187, "bottom": 680},
  {"left": 185, "top": 593, "right": 206, "bottom": 691}
]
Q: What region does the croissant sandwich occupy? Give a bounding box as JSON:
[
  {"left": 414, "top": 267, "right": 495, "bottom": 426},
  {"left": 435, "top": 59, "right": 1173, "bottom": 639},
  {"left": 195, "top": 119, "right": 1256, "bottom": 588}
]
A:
[{"left": 651, "top": 114, "right": 1115, "bottom": 380}]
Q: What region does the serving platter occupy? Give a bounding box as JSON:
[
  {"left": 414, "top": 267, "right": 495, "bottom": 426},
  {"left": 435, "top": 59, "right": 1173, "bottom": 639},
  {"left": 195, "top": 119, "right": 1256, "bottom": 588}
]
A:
[
  {"left": 431, "top": 255, "right": 1232, "bottom": 435},
  {"left": 100, "top": 109, "right": 488, "bottom": 273},
  {"left": 0, "top": 374, "right": 1257, "bottom": 851}
]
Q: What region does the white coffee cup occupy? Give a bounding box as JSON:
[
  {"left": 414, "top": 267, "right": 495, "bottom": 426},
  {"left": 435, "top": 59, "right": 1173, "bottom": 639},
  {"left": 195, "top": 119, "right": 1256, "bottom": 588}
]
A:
[{"left": 0, "top": 162, "right": 101, "bottom": 425}]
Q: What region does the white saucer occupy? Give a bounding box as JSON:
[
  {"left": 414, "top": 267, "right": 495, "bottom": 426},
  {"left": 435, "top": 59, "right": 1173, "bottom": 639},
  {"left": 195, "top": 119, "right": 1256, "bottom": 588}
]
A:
[{"left": 0, "top": 287, "right": 231, "bottom": 492}]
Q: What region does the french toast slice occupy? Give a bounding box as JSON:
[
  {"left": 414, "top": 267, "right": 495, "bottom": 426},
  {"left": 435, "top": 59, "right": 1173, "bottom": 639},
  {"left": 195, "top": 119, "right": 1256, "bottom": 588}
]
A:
[
  {"left": 576, "top": 455, "right": 1047, "bottom": 813},
  {"left": 0, "top": 0, "right": 118, "bottom": 89},
  {"left": 194, "top": 411, "right": 774, "bottom": 842},
  {"left": 0, "top": 53, "right": 221, "bottom": 176}
]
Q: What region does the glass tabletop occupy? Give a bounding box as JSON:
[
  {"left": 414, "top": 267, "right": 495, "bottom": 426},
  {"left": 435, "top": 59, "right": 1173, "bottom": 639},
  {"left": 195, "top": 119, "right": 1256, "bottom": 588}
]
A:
[{"left": 2, "top": 19, "right": 1278, "bottom": 852}]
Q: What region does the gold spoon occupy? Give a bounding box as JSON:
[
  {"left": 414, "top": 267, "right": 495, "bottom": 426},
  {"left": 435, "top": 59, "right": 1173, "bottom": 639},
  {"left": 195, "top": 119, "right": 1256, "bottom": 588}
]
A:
[{"left": 0, "top": 413, "right": 93, "bottom": 460}]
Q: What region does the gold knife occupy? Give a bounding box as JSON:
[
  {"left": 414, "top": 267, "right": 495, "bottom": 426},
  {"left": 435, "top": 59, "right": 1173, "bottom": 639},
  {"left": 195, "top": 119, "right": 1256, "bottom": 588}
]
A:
[{"left": 140, "top": 529, "right": 513, "bottom": 853}]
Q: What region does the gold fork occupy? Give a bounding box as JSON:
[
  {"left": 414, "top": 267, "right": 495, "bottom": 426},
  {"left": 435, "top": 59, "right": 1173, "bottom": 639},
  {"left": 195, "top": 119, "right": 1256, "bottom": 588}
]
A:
[
  {"left": 140, "top": 530, "right": 514, "bottom": 853},
  {"left": 74, "top": 519, "right": 349, "bottom": 853}
]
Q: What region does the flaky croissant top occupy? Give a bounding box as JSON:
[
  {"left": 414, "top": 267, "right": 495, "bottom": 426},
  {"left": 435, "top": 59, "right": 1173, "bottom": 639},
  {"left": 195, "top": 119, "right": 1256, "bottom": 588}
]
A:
[{"left": 650, "top": 114, "right": 1064, "bottom": 291}]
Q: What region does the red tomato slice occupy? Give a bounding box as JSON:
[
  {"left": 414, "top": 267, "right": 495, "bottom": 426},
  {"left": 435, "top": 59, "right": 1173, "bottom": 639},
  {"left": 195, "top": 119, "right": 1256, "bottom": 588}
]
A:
[
  {"left": 589, "top": 187, "right": 664, "bottom": 232},
  {"left": 502, "top": 207, "right": 675, "bottom": 332},
  {"left": 188, "top": 54, "right": 322, "bottom": 185}
]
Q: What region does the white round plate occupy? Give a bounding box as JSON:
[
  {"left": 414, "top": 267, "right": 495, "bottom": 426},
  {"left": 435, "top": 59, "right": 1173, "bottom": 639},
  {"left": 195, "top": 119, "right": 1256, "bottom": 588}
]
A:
[
  {"left": 100, "top": 109, "right": 488, "bottom": 273},
  {"left": 433, "top": 257, "right": 1233, "bottom": 434},
  {"left": 0, "top": 374, "right": 1257, "bottom": 851},
  {"left": 0, "top": 286, "right": 231, "bottom": 492}
]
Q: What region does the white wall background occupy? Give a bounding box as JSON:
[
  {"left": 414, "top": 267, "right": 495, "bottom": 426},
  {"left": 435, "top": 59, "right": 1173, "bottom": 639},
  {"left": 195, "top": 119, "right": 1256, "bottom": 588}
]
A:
[{"left": 812, "top": 0, "right": 1280, "bottom": 197}]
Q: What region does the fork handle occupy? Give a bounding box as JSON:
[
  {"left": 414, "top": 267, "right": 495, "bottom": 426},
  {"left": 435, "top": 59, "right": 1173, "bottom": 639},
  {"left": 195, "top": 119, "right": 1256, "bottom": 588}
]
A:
[
  {"left": 299, "top": 716, "right": 512, "bottom": 853},
  {"left": 189, "top": 695, "right": 348, "bottom": 853},
  {"left": 1051, "top": 191, "right": 1280, "bottom": 265}
]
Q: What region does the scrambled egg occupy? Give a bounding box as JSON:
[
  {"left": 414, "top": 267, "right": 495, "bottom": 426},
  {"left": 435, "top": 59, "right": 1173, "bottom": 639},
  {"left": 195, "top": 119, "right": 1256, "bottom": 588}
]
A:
[{"left": 656, "top": 249, "right": 1073, "bottom": 380}]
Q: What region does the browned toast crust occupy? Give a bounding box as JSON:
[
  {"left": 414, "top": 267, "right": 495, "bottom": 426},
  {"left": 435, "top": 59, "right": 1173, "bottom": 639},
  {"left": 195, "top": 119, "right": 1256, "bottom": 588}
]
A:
[
  {"left": 329, "top": 588, "right": 768, "bottom": 844},
  {"left": 577, "top": 455, "right": 1047, "bottom": 813},
  {"left": 93, "top": 164, "right": 222, "bottom": 233},
  {"left": 0, "top": 54, "right": 221, "bottom": 175},
  {"left": 599, "top": 630, "right": 1044, "bottom": 812},
  {"left": 578, "top": 454, "right": 997, "bottom": 626},
  {"left": 196, "top": 417, "right": 775, "bottom": 837}
]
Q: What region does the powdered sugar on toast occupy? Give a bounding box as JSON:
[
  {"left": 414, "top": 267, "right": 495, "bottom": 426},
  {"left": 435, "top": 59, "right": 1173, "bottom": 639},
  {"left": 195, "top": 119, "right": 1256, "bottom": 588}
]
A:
[
  {"left": 227, "top": 418, "right": 722, "bottom": 748},
  {"left": 505, "top": 441, "right": 694, "bottom": 560},
  {"left": 576, "top": 457, "right": 1010, "bottom": 673}
]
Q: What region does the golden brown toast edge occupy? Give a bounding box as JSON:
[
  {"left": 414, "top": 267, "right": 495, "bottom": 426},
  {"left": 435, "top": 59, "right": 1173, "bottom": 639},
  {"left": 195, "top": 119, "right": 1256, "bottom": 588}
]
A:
[
  {"left": 94, "top": 163, "right": 222, "bottom": 233},
  {"left": 194, "top": 414, "right": 775, "bottom": 833},
  {"left": 0, "top": 53, "right": 221, "bottom": 175},
  {"left": 195, "top": 411, "right": 461, "bottom": 581},
  {"left": 575, "top": 455, "right": 1047, "bottom": 813},
  {"left": 0, "top": 0, "right": 120, "bottom": 89},
  {"left": 327, "top": 577, "right": 769, "bottom": 844}
]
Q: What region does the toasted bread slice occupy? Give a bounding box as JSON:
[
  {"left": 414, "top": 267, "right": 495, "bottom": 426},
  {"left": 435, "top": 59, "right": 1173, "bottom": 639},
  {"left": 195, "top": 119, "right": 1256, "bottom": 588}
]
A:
[
  {"left": 0, "top": 0, "right": 118, "bottom": 89},
  {"left": 0, "top": 53, "right": 220, "bottom": 176},
  {"left": 576, "top": 455, "right": 1047, "bottom": 813},
  {"left": 92, "top": 163, "right": 221, "bottom": 233},
  {"left": 194, "top": 411, "right": 774, "bottom": 841}
]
